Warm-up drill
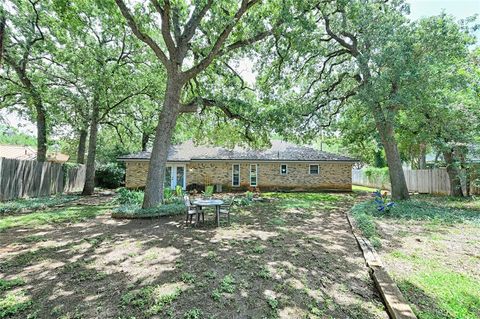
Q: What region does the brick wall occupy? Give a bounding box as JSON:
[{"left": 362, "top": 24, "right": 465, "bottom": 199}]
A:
[{"left": 125, "top": 160, "right": 353, "bottom": 191}]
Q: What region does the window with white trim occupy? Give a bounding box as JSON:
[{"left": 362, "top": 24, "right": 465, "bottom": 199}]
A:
[
  {"left": 309, "top": 164, "right": 319, "bottom": 175},
  {"left": 232, "top": 164, "right": 240, "bottom": 187},
  {"left": 250, "top": 164, "right": 258, "bottom": 186},
  {"left": 280, "top": 164, "right": 288, "bottom": 175}
]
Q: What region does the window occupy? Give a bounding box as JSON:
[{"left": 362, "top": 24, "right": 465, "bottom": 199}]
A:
[
  {"left": 280, "top": 164, "right": 288, "bottom": 175},
  {"left": 250, "top": 164, "right": 258, "bottom": 187},
  {"left": 232, "top": 164, "right": 240, "bottom": 187},
  {"left": 309, "top": 164, "right": 319, "bottom": 175}
]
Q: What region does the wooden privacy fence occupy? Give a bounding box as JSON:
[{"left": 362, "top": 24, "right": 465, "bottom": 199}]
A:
[
  {"left": 352, "top": 168, "right": 479, "bottom": 195},
  {"left": 0, "top": 157, "right": 86, "bottom": 201}
]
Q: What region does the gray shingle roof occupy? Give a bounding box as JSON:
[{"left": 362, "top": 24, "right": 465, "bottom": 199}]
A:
[{"left": 118, "top": 140, "right": 358, "bottom": 162}]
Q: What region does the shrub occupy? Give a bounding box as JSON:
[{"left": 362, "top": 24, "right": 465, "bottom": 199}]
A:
[
  {"left": 95, "top": 163, "right": 125, "bottom": 189},
  {"left": 111, "top": 203, "right": 185, "bottom": 219},
  {"left": 364, "top": 167, "right": 389, "bottom": 189},
  {"left": 351, "top": 200, "right": 382, "bottom": 248},
  {"left": 115, "top": 188, "right": 144, "bottom": 205}
]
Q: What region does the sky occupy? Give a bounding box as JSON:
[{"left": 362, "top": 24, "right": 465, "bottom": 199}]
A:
[{"left": 2, "top": 0, "right": 480, "bottom": 136}]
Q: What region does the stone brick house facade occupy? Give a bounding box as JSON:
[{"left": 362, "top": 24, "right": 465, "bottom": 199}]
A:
[{"left": 118, "top": 141, "right": 357, "bottom": 191}]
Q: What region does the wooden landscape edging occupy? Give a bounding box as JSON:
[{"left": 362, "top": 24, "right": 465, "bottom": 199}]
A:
[{"left": 345, "top": 211, "right": 418, "bottom": 319}]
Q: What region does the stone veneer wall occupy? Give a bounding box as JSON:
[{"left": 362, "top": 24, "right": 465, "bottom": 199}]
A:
[{"left": 125, "top": 160, "right": 353, "bottom": 191}]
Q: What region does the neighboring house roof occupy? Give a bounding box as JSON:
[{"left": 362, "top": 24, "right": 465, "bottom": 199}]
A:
[
  {"left": 0, "top": 145, "right": 37, "bottom": 160},
  {"left": 0, "top": 144, "right": 70, "bottom": 163},
  {"left": 118, "top": 140, "right": 358, "bottom": 162}
]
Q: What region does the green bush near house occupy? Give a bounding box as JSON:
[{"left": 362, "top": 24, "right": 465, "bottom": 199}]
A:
[
  {"left": 111, "top": 203, "right": 185, "bottom": 219},
  {"left": 95, "top": 163, "right": 125, "bottom": 189},
  {"left": 115, "top": 188, "right": 144, "bottom": 205}
]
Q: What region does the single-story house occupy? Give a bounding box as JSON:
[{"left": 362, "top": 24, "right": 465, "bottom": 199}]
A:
[{"left": 118, "top": 140, "right": 358, "bottom": 191}]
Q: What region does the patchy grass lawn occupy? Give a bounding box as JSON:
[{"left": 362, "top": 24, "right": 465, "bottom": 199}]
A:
[
  {"left": 0, "top": 195, "right": 79, "bottom": 215},
  {"left": 0, "top": 192, "right": 388, "bottom": 319},
  {"left": 352, "top": 194, "right": 480, "bottom": 319}
]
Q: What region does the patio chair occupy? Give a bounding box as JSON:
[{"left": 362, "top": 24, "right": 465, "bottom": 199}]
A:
[
  {"left": 219, "top": 196, "right": 235, "bottom": 226},
  {"left": 184, "top": 195, "right": 204, "bottom": 225}
]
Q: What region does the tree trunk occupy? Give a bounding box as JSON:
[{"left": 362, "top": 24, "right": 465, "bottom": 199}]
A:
[
  {"left": 77, "top": 129, "right": 87, "bottom": 164},
  {"left": 141, "top": 132, "right": 149, "bottom": 152},
  {"left": 443, "top": 148, "right": 463, "bottom": 197},
  {"left": 142, "top": 77, "right": 183, "bottom": 208},
  {"left": 82, "top": 98, "right": 99, "bottom": 195},
  {"left": 374, "top": 113, "right": 410, "bottom": 200},
  {"left": 418, "top": 143, "right": 427, "bottom": 169},
  {"left": 34, "top": 98, "right": 47, "bottom": 162}
]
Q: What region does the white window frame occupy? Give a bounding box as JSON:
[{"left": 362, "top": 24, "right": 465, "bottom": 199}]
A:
[
  {"left": 249, "top": 164, "right": 258, "bottom": 187},
  {"left": 232, "top": 164, "right": 241, "bottom": 187},
  {"left": 280, "top": 164, "right": 288, "bottom": 175},
  {"left": 309, "top": 164, "right": 319, "bottom": 175}
]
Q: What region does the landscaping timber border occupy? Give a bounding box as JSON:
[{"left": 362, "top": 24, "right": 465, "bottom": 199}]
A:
[{"left": 346, "top": 211, "right": 418, "bottom": 319}]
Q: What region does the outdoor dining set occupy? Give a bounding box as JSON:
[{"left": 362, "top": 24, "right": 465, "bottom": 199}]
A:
[{"left": 183, "top": 194, "right": 235, "bottom": 227}]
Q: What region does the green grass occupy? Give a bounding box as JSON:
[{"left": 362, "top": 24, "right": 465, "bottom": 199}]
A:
[
  {"left": 263, "top": 192, "right": 341, "bottom": 209},
  {"left": 111, "top": 203, "right": 185, "bottom": 219},
  {"left": 0, "top": 278, "right": 30, "bottom": 318},
  {"left": 0, "top": 195, "right": 79, "bottom": 215},
  {"left": 352, "top": 185, "right": 380, "bottom": 193},
  {"left": 120, "top": 285, "right": 182, "bottom": 316},
  {"left": 355, "top": 194, "right": 480, "bottom": 319},
  {"left": 0, "top": 205, "right": 110, "bottom": 231},
  {"left": 0, "top": 278, "right": 25, "bottom": 293},
  {"left": 398, "top": 271, "right": 480, "bottom": 319}
]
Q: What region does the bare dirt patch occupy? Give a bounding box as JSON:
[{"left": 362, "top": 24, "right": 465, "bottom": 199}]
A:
[{"left": 0, "top": 192, "right": 388, "bottom": 318}]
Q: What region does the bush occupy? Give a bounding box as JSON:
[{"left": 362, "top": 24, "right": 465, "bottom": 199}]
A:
[
  {"left": 115, "top": 188, "right": 144, "bottom": 205},
  {"left": 95, "top": 163, "right": 125, "bottom": 189},
  {"left": 111, "top": 203, "right": 185, "bottom": 219}
]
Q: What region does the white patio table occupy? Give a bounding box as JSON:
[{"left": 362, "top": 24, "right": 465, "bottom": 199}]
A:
[{"left": 192, "top": 199, "right": 224, "bottom": 227}]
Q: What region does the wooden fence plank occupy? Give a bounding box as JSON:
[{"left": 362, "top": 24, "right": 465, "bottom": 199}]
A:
[
  {"left": 0, "top": 157, "right": 85, "bottom": 201},
  {"left": 353, "top": 168, "right": 477, "bottom": 195}
]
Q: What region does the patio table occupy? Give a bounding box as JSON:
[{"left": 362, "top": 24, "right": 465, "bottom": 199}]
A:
[{"left": 192, "top": 199, "right": 224, "bottom": 227}]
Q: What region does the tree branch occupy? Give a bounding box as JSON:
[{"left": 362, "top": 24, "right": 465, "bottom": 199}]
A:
[
  {"left": 114, "top": 0, "right": 170, "bottom": 68},
  {"left": 150, "top": 0, "right": 177, "bottom": 61}
]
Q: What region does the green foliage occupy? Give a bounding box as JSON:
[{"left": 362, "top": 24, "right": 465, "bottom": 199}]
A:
[
  {"left": 0, "top": 125, "right": 36, "bottom": 146},
  {"left": 351, "top": 201, "right": 382, "bottom": 248},
  {"left": 0, "top": 278, "right": 25, "bottom": 293},
  {"left": 95, "top": 163, "right": 125, "bottom": 189},
  {"left": 363, "top": 167, "right": 390, "bottom": 187},
  {"left": 111, "top": 203, "right": 185, "bottom": 219},
  {"left": 0, "top": 291, "right": 32, "bottom": 319},
  {"left": 175, "top": 185, "right": 183, "bottom": 197},
  {"left": 183, "top": 308, "right": 203, "bottom": 319},
  {"left": 219, "top": 275, "right": 236, "bottom": 294},
  {"left": 0, "top": 205, "right": 109, "bottom": 231},
  {"left": 120, "top": 285, "right": 181, "bottom": 316},
  {"left": 0, "top": 195, "right": 79, "bottom": 215},
  {"left": 202, "top": 185, "right": 214, "bottom": 199},
  {"left": 115, "top": 188, "right": 144, "bottom": 205}
]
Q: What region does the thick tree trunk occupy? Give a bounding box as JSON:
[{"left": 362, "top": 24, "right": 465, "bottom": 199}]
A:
[
  {"left": 77, "top": 129, "right": 88, "bottom": 164},
  {"left": 418, "top": 143, "right": 427, "bottom": 169},
  {"left": 443, "top": 148, "right": 463, "bottom": 197},
  {"left": 142, "top": 77, "right": 183, "bottom": 208},
  {"left": 374, "top": 113, "right": 410, "bottom": 200},
  {"left": 141, "top": 132, "right": 149, "bottom": 152},
  {"left": 34, "top": 98, "right": 47, "bottom": 162},
  {"left": 82, "top": 99, "right": 99, "bottom": 195}
]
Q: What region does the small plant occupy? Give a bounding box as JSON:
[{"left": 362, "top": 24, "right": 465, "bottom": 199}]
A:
[
  {"left": 257, "top": 266, "right": 272, "bottom": 279},
  {"left": 211, "top": 289, "right": 221, "bottom": 301},
  {"left": 372, "top": 190, "right": 395, "bottom": 213},
  {"left": 180, "top": 272, "right": 195, "bottom": 284},
  {"left": 175, "top": 185, "right": 183, "bottom": 197},
  {"left": 220, "top": 274, "right": 236, "bottom": 293},
  {"left": 183, "top": 308, "right": 203, "bottom": 319},
  {"left": 202, "top": 185, "right": 214, "bottom": 199},
  {"left": 266, "top": 297, "right": 278, "bottom": 310},
  {"left": 164, "top": 188, "right": 174, "bottom": 202}
]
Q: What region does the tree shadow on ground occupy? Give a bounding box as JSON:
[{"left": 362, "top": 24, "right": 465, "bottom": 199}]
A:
[{"left": 0, "top": 193, "right": 389, "bottom": 318}]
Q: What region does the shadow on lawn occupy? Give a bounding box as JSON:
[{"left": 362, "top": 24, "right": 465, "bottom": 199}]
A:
[{"left": 0, "top": 194, "right": 388, "bottom": 318}]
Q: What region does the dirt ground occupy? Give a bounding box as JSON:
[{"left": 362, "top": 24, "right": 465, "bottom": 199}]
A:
[{"left": 0, "top": 192, "right": 388, "bottom": 319}]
